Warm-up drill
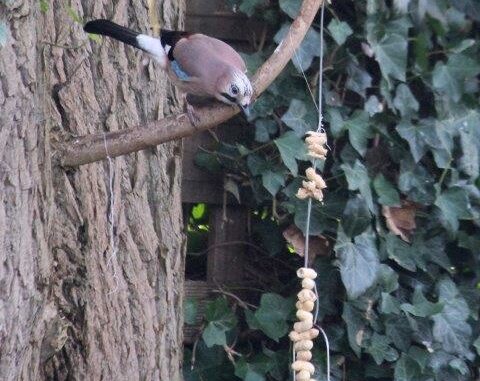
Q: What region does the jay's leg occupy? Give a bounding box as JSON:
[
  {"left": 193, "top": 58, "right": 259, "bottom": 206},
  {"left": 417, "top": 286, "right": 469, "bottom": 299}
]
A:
[{"left": 181, "top": 93, "right": 200, "bottom": 127}]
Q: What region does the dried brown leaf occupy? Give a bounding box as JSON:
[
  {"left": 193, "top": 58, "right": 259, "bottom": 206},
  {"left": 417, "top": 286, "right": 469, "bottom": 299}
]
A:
[
  {"left": 283, "top": 225, "right": 330, "bottom": 265},
  {"left": 382, "top": 201, "right": 417, "bottom": 242}
]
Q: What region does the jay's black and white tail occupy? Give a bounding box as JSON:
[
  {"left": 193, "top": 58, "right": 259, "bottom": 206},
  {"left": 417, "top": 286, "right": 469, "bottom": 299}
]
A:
[{"left": 84, "top": 19, "right": 169, "bottom": 68}]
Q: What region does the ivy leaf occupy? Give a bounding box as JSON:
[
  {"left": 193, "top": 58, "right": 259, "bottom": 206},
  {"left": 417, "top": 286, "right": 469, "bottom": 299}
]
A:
[
  {"left": 398, "top": 157, "right": 435, "bottom": 205},
  {"left": 279, "top": 0, "right": 301, "bottom": 18},
  {"left": 371, "top": 32, "right": 408, "bottom": 82},
  {"left": 400, "top": 288, "right": 444, "bottom": 317},
  {"left": 346, "top": 63, "right": 373, "bottom": 99},
  {"left": 281, "top": 99, "right": 312, "bottom": 136},
  {"left": 385, "top": 234, "right": 416, "bottom": 271},
  {"left": 342, "top": 195, "right": 372, "bottom": 237},
  {"left": 378, "top": 264, "right": 400, "bottom": 293},
  {"left": 202, "top": 298, "right": 237, "bottom": 347},
  {"left": 345, "top": 111, "right": 373, "bottom": 157},
  {"left": 234, "top": 356, "right": 271, "bottom": 381},
  {"left": 341, "top": 160, "right": 374, "bottom": 213},
  {"left": 294, "top": 201, "right": 330, "bottom": 235},
  {"left": 335, "top": 230, "right": 380, "bottom": 299},
  {"left": 457, "top": 110, "right": 480, "bottom": 179},
  {"left": 432, "top": 279, "right": 472, "bottom": 357},
  {"left": 393, "top": 84, "right": 419, "bottom": 117},
  {"left": 274, "top": 131, "right": 308, "bottom": 176},
  {"left": 449, "top": 359, "right": 469, "bottom": 376},
  {"left": 435, "top": 187, "right": 473, "bottom": 232},
  {"left": 413, "top": 31, "right": 430, "bottom": 72},
  {"left": 381, "top": 293, "right": 401, "bottom": 314},
  {"left": 192, "top": 203, "right": 206, "bottom": 220},
  {"left": 365, "top": 95, "right": 383, "bottom": 116},
  {"left": 263, "top": 348, "right": 289, "bottom": 381},
  {"left": 328, "top": 19, "right": 353, "bottom": 45},
  {"left": 453, "top": 0, "right": 480, "bottom": 21},
  {"left": 386, "top": 316, "right": 413, "bottom": 352},
  {"left": 343, "top": 302, "right": 367, "bottom": 356},
  {"left": 274, "top": 23, "right": 322, "bottom": 71},
  {"left": 247, "top": 154, "right": 269, "bottom": 176},
  {"left": 432, "top": 54, "right": 480, "bottom": 102},
  {"left": 326, "top": 107, "right": 345, "bottom": 138},
  {"left": 450, "top": 39, "right": 476, "bottom": 54},
  {"left": 195, "top": 152, "right": 222, "bottom": 174},
  {"left": 367, "top": 333, "right": 399, "bottom": 365},
  {"left": 396, "top": 121, "right": 429, "bottom": 163},
  {"left": 254, "top": 293, "right": 293, "bottom": 341},
  {"left": 262, "top": 170, "right": 285, "bottom": 196},
  {"left": 183, "top": 341, "right": 230, "bottom": 381},
  {"left": 374, "top": 174, "right": 400, "bottom": 206},
  {"left": 255, "top": 119, "right": 277, "bottom": 143},
  {"left": 394, "top": 353, "right": 423, "bottom": 381}
]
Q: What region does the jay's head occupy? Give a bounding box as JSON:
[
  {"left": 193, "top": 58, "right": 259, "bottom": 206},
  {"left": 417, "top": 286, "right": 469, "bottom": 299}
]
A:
[{"left": 216, "top": 69, "right": 253, "bottom": 117}]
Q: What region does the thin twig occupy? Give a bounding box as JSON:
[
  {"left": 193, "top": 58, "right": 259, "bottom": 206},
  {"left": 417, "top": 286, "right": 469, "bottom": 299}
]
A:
[{"left": 211, "top": 289, "right": 257, "bottom": 310}]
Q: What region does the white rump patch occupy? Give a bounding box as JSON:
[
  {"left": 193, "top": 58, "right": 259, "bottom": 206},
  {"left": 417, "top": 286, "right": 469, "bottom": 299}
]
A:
[{"left": 136, "top": 34, "right": 167, "bottom": 68}]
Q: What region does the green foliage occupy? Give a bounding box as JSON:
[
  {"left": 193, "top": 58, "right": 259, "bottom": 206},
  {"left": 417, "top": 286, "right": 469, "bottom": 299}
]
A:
[
  {"left": 202, "top": 298, "right": 238, "bottom": 347},
  {"left": 248, "top": 293, "right": 294, "bottom": 341},
  {"left": 185, "top": 1, "right": 480, "bottom": 380},
  {"left": 335, "top": 230, "right": 380, "bottom": 299}
]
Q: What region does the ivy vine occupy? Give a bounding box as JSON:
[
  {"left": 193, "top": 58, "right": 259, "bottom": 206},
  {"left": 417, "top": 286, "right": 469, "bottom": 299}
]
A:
[{"left": 184, "top": 1, "right": 480, "bottom": 380}]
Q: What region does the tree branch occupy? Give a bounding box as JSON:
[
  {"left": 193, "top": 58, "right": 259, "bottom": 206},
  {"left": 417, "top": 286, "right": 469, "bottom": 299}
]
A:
[{"left": 59, "top": 0, "right": 323, "bottom": 167}]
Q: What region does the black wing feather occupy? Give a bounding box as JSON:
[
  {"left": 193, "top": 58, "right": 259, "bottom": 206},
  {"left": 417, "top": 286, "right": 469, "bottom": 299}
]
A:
[{"left": 160, "top": 29, "right": 191, "bottom": 60}]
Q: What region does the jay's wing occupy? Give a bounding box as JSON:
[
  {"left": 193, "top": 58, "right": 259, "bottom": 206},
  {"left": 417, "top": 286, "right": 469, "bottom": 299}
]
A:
[
  {"left": 166, "top": 34, "right": 247, "bottom": 95},
  {"left": 83, "top": 20, "right": 247, "bottom": 94},
  {"left": 169, "top": 34, "right": 246, "bottom": 76}
]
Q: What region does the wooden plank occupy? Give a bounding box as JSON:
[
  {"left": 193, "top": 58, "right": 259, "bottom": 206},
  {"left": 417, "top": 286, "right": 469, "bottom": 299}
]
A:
[
  {"left": 185, "top": 15, "right": 266, "bottom": 41},
  {"left": 184, "top": 280, "right": 213, "bottom": 343},
  {"left": 207, "top": 206, "right": 247, "bottom": 285},
  {"left": 181, "top": 122, "right": 249, "bottom": 204},
  {"left": 186, "top": 0, "right": 236, "bottom": 16},
  {"left": 185, "top": 0, "right": 271, "bottom": 41}
]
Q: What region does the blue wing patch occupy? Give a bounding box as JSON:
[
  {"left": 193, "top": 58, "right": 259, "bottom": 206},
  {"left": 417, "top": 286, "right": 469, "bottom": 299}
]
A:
[{"left": 171, "top": 60, "right": 190, "bottom": 81}]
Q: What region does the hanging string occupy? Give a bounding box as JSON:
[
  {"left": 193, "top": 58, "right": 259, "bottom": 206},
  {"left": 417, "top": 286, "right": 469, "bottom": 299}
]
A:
[
  {"left": 291, "top": 2, "right": 331, "bottom": 381},
  {"left": 304, "top": 2, "right": 326, "bottom": 270},
  {"left": 103, "top": 133, "right": 119, "bottom": 294}
]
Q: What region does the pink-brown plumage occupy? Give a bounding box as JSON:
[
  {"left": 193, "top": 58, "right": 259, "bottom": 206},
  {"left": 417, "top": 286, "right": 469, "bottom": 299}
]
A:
[{"left": 84, "top": 19, "right": 253, "bottom": 120}]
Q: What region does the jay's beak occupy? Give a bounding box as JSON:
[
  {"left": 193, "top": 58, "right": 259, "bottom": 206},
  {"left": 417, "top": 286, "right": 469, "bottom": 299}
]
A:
[{"left": 240, "top": 103, "right": 251, "bottom": 118}]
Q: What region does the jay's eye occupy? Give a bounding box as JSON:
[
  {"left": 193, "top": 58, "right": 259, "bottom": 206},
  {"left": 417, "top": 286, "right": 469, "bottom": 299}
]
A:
[{"left": 231, "top": 85, "right": 239, "bottom": 95}]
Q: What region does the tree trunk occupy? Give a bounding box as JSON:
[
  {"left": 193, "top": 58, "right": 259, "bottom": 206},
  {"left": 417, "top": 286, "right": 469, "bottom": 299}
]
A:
[{"left": 0, "top": 1, "right": 185, "bottom": 380}]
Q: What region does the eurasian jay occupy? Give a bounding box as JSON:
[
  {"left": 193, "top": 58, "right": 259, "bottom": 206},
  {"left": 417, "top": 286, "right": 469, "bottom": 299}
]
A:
[{"left": 83, "top": 20, "right": 253, "bottom": 122}]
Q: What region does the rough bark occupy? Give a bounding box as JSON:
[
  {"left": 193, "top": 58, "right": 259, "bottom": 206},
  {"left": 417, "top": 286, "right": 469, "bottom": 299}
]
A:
[{"left": 0, "top": 1, "right": 185, "bottom": 380}]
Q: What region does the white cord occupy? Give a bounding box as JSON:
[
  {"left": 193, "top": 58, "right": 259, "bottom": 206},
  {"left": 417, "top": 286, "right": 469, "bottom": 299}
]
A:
[
  {"left": 319, "top": 326, "right": 331, "bottom": 380},
  {"left": 291, "top": 3, "right": 332, "bottom": 380}
]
